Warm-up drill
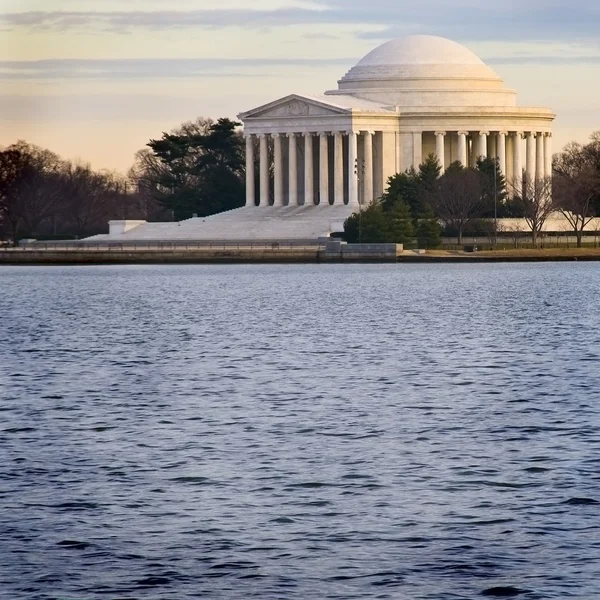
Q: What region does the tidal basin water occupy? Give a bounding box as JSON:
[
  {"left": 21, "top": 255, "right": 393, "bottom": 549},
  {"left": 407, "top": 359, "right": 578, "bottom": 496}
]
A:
[{"left": 1, "top": 263, "right": 600, "bottom": 600}]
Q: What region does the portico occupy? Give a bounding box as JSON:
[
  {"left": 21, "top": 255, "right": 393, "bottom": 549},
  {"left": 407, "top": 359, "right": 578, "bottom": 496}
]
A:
[{"left": 243, "top": 126, "right": 553, "bottom": 207}]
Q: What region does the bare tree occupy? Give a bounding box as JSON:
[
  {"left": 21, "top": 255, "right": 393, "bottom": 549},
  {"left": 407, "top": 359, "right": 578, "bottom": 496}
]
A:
[
  {"left": 60, "top": 164, "right": 131, "bottom": 237},
  {"left": 175, "top": 117, "right": 214, "bottom": 138},
  {"left": 128, "top": 148, "right": 180, "bottom": 219},
  {"left": 553, "top": 137, "right": 600, "bottom": 247},
  {"left": 424, "top": 164, "right": 486, "bottom": 245},
  {"left": 126, "top": 164, "right": 168, "bottom": 221},
  {"left": 499, "top": 221, "right": 529, "bottom": 249},
  {"left": 0, "top": 148, "right": 27, "bottom": 244},
  {"left": 508, "top": 175, "right": 554, "bottom": 246},
  {"left": 592, "top": 218, "right": 600, "bottom": 248},
  {"left": 7, "top": 141, "right": 66, "bottom": 236}
]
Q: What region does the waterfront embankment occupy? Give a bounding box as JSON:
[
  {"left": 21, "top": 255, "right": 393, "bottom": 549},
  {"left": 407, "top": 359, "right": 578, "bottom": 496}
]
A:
[{"left": 2, "top": 246, "right": 600, "bottom": 265}]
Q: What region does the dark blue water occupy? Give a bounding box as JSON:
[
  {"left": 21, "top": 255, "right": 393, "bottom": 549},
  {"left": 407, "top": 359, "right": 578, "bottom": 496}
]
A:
[{"left": 1, "top": 263, "right": 600, "bottom": 600}]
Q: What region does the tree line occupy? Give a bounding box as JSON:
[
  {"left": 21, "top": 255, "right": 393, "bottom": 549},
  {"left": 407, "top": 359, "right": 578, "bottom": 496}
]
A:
[
  {"left": 0, "top": 117, "right": 244, "bottom": 244},
  {"left": 2, "top": 119, "right": 599, "bottom": 247},
  {"left": 345, "top": 132, "right": 600, "bottom": 247},
  {"left": 0, "top": 141, "right": 161, "bottom": 243}
]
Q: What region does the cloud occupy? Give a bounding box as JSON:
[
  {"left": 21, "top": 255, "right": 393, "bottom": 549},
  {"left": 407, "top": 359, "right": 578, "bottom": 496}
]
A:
[
  {"left": 0, "top": 93, "right": 215, "bottom": 122},
  {"left": 1, "top": 2, "right": 600, "bottom": 42},
  {"left": 0, "top": 57, "right": 354, "bottom": 81},
  {"left": 486, "top": 56, "right": 600, "bottom": 65},
  {"left": 1, "top": 53, "right": 598, "bottom": 83}
]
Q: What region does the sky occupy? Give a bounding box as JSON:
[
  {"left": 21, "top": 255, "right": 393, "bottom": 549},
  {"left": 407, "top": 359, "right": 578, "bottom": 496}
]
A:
[{"left": 1, "top": 0, "right": 599, "bottom": 173}]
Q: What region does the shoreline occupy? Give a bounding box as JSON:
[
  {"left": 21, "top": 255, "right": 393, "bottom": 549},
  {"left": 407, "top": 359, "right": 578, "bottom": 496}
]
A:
[{"left": 2, "top": 247, "right": 600, "bottom": 265}]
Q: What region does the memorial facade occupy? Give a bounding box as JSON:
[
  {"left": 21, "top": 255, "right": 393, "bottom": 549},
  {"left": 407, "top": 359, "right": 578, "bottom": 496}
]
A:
[{"left": 240, "top": 35, "right": 555, "bottom": 208}]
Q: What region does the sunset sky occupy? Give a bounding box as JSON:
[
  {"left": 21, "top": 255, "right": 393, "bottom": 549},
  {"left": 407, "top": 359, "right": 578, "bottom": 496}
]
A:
[{"left": 2, "top": 0, "right": 599, "bottom": 173}]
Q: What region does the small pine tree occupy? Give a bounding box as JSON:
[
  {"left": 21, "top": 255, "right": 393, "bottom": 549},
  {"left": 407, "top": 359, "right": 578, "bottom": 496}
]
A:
[
  {"left": 360, "top": 203, "right": 388, "bottom": 243},
  {"left": 476, "top": 156, "right": 507, "bottom": 217},
  {"left": 382, "top": 168, "right": 420, "bottom": 215},
  {"left": 343, "top": 202, "right": 388, "bottom": 243},
  {"left": 416, "top": 207, "right": 442, "bottom": 248},
  {"left": 343, "top": 211, "right": 360, "bottom": 243},
  {"left": 386, "top": 200, "right": 415, "bottom": 244},
  {"left": 419, "top": 154, "right": 442, "bottom": 188}
]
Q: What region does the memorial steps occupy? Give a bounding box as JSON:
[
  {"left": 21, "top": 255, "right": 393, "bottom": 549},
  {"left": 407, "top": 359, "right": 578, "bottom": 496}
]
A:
[{"left": 87, "top": 204, "right": 356, "bottom": 242}]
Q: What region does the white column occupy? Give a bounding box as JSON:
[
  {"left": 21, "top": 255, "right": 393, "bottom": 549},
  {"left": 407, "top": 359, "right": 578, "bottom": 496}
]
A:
[
  {"left": 458, "top": 131, "right": 468, "bottom": 167},
  {"left": 303, "top": 133, "right": 314, "bottom": 207},
  {"left": 513, "top": 132, "right": 523, "bottom": 188},
  {"left": 536, "top": 132, "right": 545, "bottom": 180},
  {"left": 273, "top": 133, "right": 283, "bottom": 207},
  {"left": 544, "top": 133, "right": 553, "bottom": 179},
  {"left": 287, "top": 133, "right": 297, "bottom": 206},
  {"left": 435, "top": 131, "right": 446, "bottom": 173},
  {"left": 395, "top": 132, "right": 402, "bottom": 173},
  {"left": 319, "top": 132, "right": 329, "bottom": 206},
  {"left": 506, "top": 134, "right": 514, "bottom": 183},
  {"left": 348, "top": 131, "right": 359, "bottom": 207},
  {"left": 363, "top": 131, "right": 374, "bottom": 205},
  {"left": 412, "top": 131, "right": 422, "bottom": 168},
  {"left": 334, "top": 132, "right": 344, "bottom": 205},
  {"left": 469, "top": 135, "right": 476, "bottom": 168},
  {"left": 245, "top": 134, "right": 255, "bottom": 207},
  {"left": 526, "top": 132, "right": 536, "bottom": 182},
  {"left": 477, "top": 131, "right": 489, "bottom": 160},
  {"left": 259, "top": 134, "right": 269, "bottom": 207},
  {"left": 497, "top": 132, "right": 507, "bottom": 178}
]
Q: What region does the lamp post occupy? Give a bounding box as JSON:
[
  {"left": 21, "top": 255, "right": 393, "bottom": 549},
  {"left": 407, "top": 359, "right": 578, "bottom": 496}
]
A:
[{"left": 354, "top": 157, "right": 365, "bottom": 243}]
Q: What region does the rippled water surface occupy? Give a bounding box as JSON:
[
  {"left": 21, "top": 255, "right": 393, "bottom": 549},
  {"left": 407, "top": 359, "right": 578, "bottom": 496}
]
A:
[{"left": 1, "top": 263, "right": 600, "bottom": 600}]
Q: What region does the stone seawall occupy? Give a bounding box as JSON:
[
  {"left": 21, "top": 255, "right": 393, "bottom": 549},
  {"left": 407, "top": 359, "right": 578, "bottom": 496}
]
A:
[
  {"left": 0, "top": 243, "right": 403, "bottom": 264},
  {"left": 0, "top": 249, "right": 321, "bottom": 265},
  {"left": 2, "top": 246, "right": 600, "bottom": 265}
]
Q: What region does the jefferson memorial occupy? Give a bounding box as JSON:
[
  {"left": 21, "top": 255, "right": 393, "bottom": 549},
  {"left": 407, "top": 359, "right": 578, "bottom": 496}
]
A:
[{"left": 97, "top": 35, "right": 555, "bottom": 242}]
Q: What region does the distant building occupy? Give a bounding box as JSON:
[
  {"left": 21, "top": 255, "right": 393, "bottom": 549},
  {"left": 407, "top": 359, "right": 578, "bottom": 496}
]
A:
[{"left": 94, "top": 35, "right": 555, "bottom": 242}]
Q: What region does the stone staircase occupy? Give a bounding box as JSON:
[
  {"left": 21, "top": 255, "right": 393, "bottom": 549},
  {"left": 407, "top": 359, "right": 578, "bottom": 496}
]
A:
[{"left": 87, "top": 204, "right": 357, "bottom": 242}]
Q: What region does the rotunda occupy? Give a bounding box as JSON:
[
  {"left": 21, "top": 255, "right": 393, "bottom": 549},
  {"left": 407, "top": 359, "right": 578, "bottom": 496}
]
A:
[{"left": 239, "top": 35, "right": 555, "bottom": 209}]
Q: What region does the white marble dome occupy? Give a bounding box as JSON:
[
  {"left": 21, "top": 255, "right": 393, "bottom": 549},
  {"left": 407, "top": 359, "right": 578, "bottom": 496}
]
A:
[
  {"left": 330, "top": 34, "right": 514, "bottom": 108},
  {"left": 357, "top": 35, "right": 486, "bottom": 68}
]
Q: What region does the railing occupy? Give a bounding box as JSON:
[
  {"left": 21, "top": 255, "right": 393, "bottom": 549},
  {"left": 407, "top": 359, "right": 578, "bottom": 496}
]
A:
[
  {"left": 5, "top": 241, "right": 326, "bottom": 251},
  {"left": 441, "top": 238, "right": 600, "bottom": 251}
]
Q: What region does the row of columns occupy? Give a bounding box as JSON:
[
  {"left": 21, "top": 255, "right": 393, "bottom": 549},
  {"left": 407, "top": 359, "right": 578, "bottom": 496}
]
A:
[
  {"left": 245, "top": 131, "right": 376, "bottom": 208},
  {"left": 433, "top": 130, "right": 552, "bottom": 181},
  {"left": 245, "top": 129, "right": 553, "bottom": 207}
]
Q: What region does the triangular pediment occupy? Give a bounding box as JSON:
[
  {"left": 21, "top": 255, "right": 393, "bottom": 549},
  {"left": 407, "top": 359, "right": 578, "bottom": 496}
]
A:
[{"left": 239, "top": 94, "right": 350, "bottom": 120}]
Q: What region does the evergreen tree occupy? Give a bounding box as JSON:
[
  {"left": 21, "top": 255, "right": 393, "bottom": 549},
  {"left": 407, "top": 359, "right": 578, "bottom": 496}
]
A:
[
  {"left": 416, "top": 207, "right": 442, "bottom": 248},
  {"left": 343, "top": 209, "right": 361, "bottom": 243},
  {"left": 382, "top": 167, "right": 420, "bottom": 215},
  {"left": 193, "top": 118, "right": 245, "bottom": 217},
  {"left": 343, "top": 202, "right": 387, "bottom": 243},
  {"left": 344, "top": 200, "right": 415, "bottom": 244},
  {"left": 476, "top": 156, "right": 507, "bottom": 217},
  {"left": 419, "top": 154, "right": 442, "bottom": 189},
  {"left": 386, "top": 200, "right": 415, "bottom": 243},
  {"left": 147, "top": 118, "right": 244, "bottom": 219},
  {"left": 383, "top": 155, "right": 441, "bottom": 220},
  {"left": 359, "top": 203, "right": 389, "bottom": 243}
]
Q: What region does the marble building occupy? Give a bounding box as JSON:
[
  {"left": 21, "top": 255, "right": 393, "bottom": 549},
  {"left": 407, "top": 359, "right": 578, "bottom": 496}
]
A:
[
  {"left": 240, "top": 34, "right": 555, "bottom": 209},
  {"left": 95, "top": 35, "right": 555, "bottom": 242}
]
